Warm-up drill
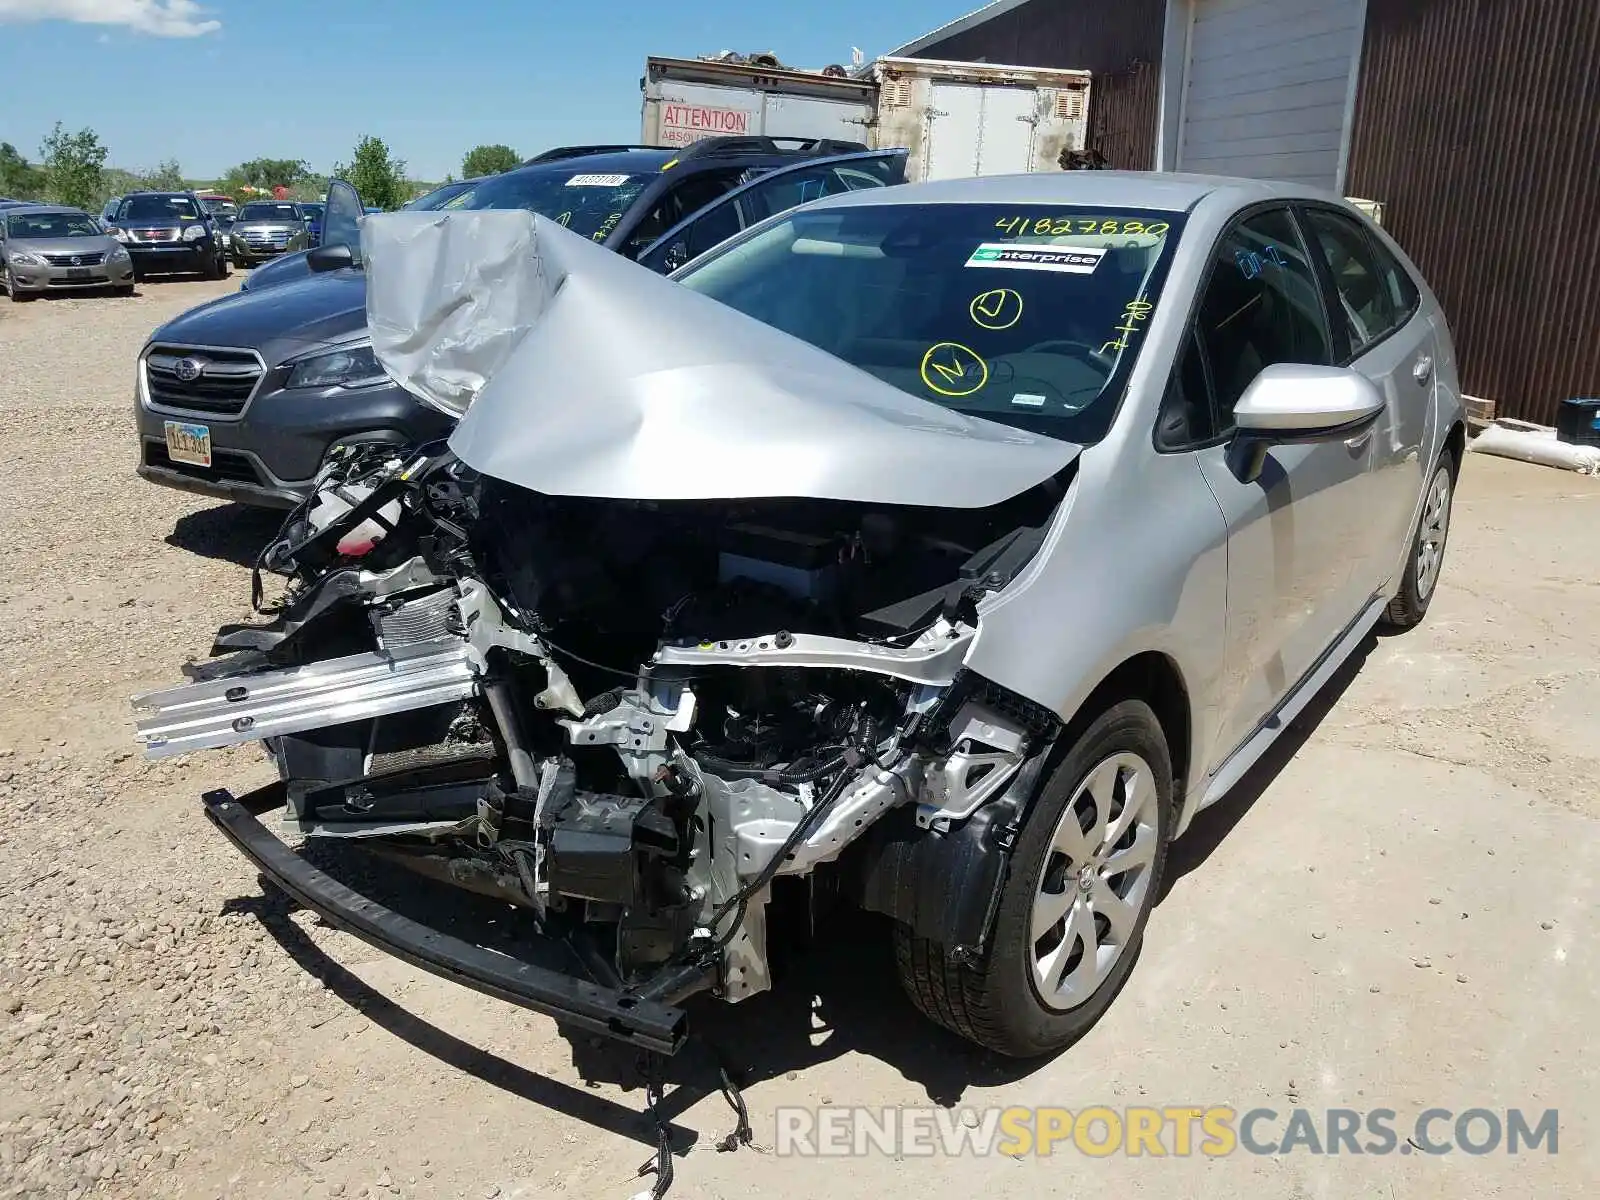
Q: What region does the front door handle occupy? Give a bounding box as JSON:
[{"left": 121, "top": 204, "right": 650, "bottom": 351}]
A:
[
  {"left": 1413, "top": 356, "right": 1434, "bottom": 386},
  {"left": 1345, "top": 427, "right": 1374, "bottom": 451}
]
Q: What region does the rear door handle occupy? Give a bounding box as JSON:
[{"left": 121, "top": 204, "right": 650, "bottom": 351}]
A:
[{"left": 1413, "top": 356, "right": 1434, "bottom": 385}]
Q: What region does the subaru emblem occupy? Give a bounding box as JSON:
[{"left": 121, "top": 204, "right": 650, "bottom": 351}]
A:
[{"left": 174, "top": 358, "right": 203, "bottom": 383}]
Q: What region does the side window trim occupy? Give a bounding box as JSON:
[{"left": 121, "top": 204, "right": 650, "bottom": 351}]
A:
[
  {"left": 1294, "top": 204, "right": 1358, "bottom": 367},
  {"left": 1153, "top": 200, "right": 1309, "bottom": 455}
]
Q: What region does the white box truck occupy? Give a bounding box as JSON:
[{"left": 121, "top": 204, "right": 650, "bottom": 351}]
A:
[
  {"left": 640, "top": 56, "right": 878, "bottom": 150},
  {"left": 871, "top": 57, "right": 1091, "bottom": 181},
  {"left": 640, "top": 54, "right": 1092, "bottom": 182}
]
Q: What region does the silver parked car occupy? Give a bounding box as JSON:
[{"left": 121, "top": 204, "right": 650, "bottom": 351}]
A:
[
  {"left": 1, "top": 204, "right": 134, "bottom": 300},
  {"left": 133, "top": 173, "right": 1462, "bottom": 1059},
  {"left": 229, "top": 199, "right": 310, "bottom": 267}
]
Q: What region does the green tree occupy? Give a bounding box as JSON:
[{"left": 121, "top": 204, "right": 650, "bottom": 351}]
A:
[
  {"left": 334, "top": 135, "right": 408, "bottom": 211},
  {"left": 0, "top": 142, "right": 46, "bottom": 200},
  {"left": 40, "top": 123, "right": 109, "bottom": 210},
  {"left": 226, "top": 157, "right": 310, "bottom": 191},
  {"left": 136, "top": 159, "right": 186, "bottom": 191},
  {"left": 461, "top": 144, "right": 518, "bottom": 178}
]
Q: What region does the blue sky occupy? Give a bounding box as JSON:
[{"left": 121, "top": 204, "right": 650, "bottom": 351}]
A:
[{"left": 0, "top": 0, "right": 965, "bottom": 181}]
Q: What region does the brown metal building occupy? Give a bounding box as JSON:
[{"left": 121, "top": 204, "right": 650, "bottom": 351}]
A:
[{"left": 892, "top": 0, "right": 1600, "bottom": 424}]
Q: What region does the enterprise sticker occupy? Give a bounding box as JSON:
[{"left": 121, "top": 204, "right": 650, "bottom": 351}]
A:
[
  {"left": 565, "top": 174, "right": 631, "bottom": 187},
  {"left": 966, "top": 243, "right": 1106, "bottom": 274}
]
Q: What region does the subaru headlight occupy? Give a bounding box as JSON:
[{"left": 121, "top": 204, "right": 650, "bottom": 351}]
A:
[
  {"left": 286, "top": 343, "right": 388, "bottom": 390},
  {"left": 181, "top": 224, "right": 207, "bottom": 243},
  {"left": 8, "top": 252, "right": 43, "bottom": 266}
]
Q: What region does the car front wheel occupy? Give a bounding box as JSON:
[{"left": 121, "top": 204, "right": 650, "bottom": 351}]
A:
[{"left": 895, "top": 699, "right": 1173, "bottom": 1057}]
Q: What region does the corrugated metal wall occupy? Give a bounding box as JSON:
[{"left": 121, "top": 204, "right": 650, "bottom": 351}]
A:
[
  {"left": 1346, "top": 0, "right": 1600, "bottom": 425},
  {"left": 906, "top": 0, "right": 1166, "bottom": 170}
]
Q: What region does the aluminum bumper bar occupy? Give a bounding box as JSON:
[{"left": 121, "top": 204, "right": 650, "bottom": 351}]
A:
[{"left": 132, "top": 642, "right": 478, "bottom": 758}]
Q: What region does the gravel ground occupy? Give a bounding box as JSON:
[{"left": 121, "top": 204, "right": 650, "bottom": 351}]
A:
[{"left": 0, "top": 280, "right": 1596, "bottom": 1200}]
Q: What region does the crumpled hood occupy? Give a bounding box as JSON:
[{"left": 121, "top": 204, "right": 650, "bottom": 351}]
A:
[
  {"left": 155, "top": 269, "right": 369, "bottom": 349},
  {"left": 363, "top": 209, "right": 1079, "bottom": 510}
]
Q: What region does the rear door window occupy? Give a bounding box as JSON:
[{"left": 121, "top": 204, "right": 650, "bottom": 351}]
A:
[{"left": 1301, "top": 207, "right": 1403, "bottom": 357}]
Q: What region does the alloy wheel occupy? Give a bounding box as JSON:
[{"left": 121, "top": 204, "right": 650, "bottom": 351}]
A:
[
  {"left": 1030, "top": 751, "right": 1160, "bottom": 1011},
  {"left": 1415, "top": 464, "right": 1452, "bottom": 600}
]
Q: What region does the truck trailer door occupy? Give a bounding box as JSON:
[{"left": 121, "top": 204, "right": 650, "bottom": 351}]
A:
[{"left": 923, "top": 83, "right": 1037, "bottom": 180}]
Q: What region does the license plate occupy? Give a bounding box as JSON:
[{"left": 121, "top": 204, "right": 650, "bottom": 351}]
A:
[
  {"left": 65, "top": 267, "right": 90, "bottom": 280},
  {"left": 164, "top": 421, "right": 212, "bottom": 468}
]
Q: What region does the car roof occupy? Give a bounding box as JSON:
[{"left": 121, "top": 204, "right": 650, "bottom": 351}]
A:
[
  {"left": 512, "top": 149, "right": 679, "bottom": 177},
  {"left": 3, "top": 203, "right": 91, "bottom": 217},
  {"left": 122, "top": 190, "right": 199, "bottom": 199},
  {"left": 808, "top": 170, "right": 1345, "bottom": 213}
]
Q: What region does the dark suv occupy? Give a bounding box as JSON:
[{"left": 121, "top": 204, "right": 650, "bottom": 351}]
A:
[
  {"left": 105, "top": 191, "right": 229, "bottom": 281},
  {"left": 133, "top": 137, "right": 907, "bottom": 508}
]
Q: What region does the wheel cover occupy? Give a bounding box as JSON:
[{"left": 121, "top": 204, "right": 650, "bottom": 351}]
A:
[
  {"left": 1030, "top": 751, "right": 1160, "bottom": 1011},
  {"left": 1415, "top": 464, "right": 1453, "bottom": 600}
]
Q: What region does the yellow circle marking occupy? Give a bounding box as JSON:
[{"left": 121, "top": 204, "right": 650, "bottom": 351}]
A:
[
  {"left": 969, "top": 287, "right": 1024, "bottom": 331},
  {"left": 920, "top": 342, "right": 990, "bottom": 397}
]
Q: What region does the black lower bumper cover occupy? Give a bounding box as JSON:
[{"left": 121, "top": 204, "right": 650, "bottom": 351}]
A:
[{"left": 202, "top": 785, "right": 697, "bottom": 1054}]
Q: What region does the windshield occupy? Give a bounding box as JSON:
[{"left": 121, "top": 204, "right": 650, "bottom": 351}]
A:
[
  {"left": 117, "top": 195, "right": 201, "bottom": 222},
  {"left": 7, "top": 212, "right": 102, "bottom": 239},
  {"left": 238, "top": 202, "right": 299, "bottom": 221},
  {"left": 451, "top": 167, "right": 652, "bottom": 240},
  {"left": 674, "top": 203, "right": 1187, "bottom": 442}
]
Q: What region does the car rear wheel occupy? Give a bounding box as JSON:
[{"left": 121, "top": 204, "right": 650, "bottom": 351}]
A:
[
  {"left": 894, "top": 700, "right": 1173, "bottom": 1057},
  {"left": 1381, "top": 448, "right": 1456, "bottom": 630}
]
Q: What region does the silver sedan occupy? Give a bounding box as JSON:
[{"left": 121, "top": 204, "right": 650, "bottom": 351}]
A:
[
  {"left": 434, "top": 175, "right": 1464, "bottom": 1052},
  {"left": 134, "top": 173, "right": 1463, "bottom": 1059},
  {"left": 1, "top": 205, "right": 134, "bottom": 300}
]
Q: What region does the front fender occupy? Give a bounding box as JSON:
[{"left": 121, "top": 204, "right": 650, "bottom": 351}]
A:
[{"left": 963, "top": 442, "right": 1229, "bottom": 814}]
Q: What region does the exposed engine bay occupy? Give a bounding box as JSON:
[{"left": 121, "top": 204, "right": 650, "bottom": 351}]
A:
[{"left": 135, "top": 443, "right": 1069, "bottom": 1022}]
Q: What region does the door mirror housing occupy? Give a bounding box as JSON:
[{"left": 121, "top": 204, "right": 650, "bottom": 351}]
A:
[
  {"left": 306, "top": 242, "right": 354, "bottom": 273},
  {"left": 1227, "top": 363, "right": 1384, "bottom": 483}
]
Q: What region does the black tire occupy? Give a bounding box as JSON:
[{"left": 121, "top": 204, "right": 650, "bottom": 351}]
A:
[
  {"left": 895, "top": 699, "right": 1174, "bottom": 1057},
  {"left": 1381, "top": 448, "right": 1457, "bottom": 631},
  {"left": 6, "top": 268, "right": 30, "bottom": 302},
  {"left": 113, "top": 284, "right": 135, "bottom": 298}
]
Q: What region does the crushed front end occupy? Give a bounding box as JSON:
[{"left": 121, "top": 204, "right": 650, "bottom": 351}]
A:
[{"left": 134, "top": 425, "right": 1067, "bottom": 1049}]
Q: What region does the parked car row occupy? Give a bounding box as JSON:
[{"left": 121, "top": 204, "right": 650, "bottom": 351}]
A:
[{"left": 129, "top": 141, "right": 1466, "bottom": 1061}]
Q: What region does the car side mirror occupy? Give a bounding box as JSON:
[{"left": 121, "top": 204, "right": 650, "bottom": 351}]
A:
[
  {"left": 1226, "top": 363, "right": 1385, "bottom": 484},
  {"left": 307, "top": 242, "right": 354, "bottom": 273}
]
